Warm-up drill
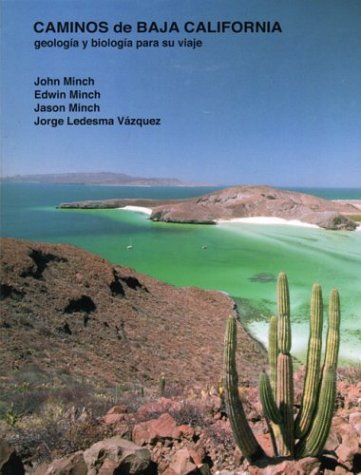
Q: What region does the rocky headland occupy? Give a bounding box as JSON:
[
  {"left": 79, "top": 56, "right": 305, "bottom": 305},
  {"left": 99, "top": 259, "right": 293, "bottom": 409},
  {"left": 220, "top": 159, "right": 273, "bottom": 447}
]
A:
[
  {"left": 58, "top": 185, "right": 360, "bottom": 230},
  {"left": 149, "top": 186, "right": 359, "bottom": 230}
]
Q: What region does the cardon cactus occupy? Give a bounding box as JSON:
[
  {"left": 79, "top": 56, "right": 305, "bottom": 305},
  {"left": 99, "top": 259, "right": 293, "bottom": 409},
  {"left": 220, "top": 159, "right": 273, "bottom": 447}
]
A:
[
  {"left": 224, "top": 316, "right": 265, "bottom": 462},
  {"left": 223, "top": 272, "right": 340, "bottom": 463}
]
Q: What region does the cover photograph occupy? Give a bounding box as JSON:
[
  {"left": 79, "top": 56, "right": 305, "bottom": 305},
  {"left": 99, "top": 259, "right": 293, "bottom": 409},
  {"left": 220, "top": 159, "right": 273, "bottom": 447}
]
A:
[{"left": 1, "top": 1, "right": 361, "bottom": 472}]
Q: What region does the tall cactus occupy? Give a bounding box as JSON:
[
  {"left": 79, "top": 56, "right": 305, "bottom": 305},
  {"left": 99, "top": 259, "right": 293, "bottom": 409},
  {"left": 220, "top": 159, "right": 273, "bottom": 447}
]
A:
[
  {"left": 224, "top": 315, "right": 265, "bottom": 462},
  {"left": 296, "top": 289, "right": 340, "bottom": 457},
  {"left": 223, "top": 273, "right": 341, "bottom": 464},
  {"left": 294, "top": 283, "right": 323, "bottom": 438}
]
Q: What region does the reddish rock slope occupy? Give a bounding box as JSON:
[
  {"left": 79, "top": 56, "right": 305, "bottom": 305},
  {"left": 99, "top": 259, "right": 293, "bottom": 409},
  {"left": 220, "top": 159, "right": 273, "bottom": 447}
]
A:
[{"left": 0, "top": 238, "right": 266, "bottom": 390}]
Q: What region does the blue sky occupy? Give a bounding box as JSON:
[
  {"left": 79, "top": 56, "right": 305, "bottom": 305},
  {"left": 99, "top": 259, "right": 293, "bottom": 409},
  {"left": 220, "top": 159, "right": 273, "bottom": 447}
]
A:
[{"left": 1, "top": 0, "right": 361, "bottom": 186}]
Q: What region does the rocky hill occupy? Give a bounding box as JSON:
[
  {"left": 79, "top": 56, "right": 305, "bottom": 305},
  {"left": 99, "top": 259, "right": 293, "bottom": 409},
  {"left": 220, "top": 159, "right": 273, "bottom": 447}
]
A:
[
  {"left": 0, "top": 238, "right": 266, "bottom": 391},
  {"left": 150, "top": 185, "right": 359, "bottom": 230}
]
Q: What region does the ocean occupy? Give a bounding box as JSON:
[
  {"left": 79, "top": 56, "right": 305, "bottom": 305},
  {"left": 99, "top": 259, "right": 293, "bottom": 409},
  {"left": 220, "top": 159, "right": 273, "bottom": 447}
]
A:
[{"left": 1, "top": 182, "right": 361, "bottom": 364}]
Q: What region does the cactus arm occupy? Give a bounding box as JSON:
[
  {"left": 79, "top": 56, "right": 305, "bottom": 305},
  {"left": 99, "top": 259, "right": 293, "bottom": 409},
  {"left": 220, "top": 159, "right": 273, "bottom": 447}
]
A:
[
  {"left": 296, "top": 289, "right": 340, "bottom": 458},
  {"left": 259, "top": 372, "right": 281, "bottom": 424},
  {"left": 276, "top": 353, "right": 294, "bottom": 456},
  {"left": 295, "top": 367, "right": 336, "bottom": 457},
  {"left": 266, "top": 315, "right": 281, "bottom": 456},
  {"left": 294, "top": 283, "right": 323, "bottom": 438},
  {"left": 268, "top": 316, "right": 278, "bottom": 392},
  {"left": 276, "top": 273, "right": 294, "bottom": 456},
  {"left": 277, "top": 272, "right": 291, "bottom": 354},
  {"left": 224, "top": 316, "right": 265, "bottom": 462},
  {"left": 323, "top": 289, "right": 341, "bottom": 370},
  {"left": 258, "top": 372, "right": 280, "bottom": 459}
]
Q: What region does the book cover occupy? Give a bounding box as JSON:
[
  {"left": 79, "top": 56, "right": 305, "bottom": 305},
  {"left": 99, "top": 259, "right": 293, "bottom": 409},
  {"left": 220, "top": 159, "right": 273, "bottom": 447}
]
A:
[{"left": 1, "top": 1, "right": 360, "bottom": 471}]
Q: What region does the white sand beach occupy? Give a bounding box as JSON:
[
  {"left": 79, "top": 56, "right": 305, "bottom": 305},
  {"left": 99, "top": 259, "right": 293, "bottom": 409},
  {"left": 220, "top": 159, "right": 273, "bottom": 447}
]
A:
[
  {"left": 119, "top": 205, "right": 153, "bottom": 215},
  {"left": 119, "top": 207, "right": 361, "bottom": 231},
  {"left": 216, "top": 216, "right": 320, "bottom": 228}
]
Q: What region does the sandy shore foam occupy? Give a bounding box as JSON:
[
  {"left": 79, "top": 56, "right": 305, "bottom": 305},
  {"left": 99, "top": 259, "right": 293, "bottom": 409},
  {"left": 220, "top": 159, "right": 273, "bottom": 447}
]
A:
[
  {"left": 118, "top": 206, "right": 152, "bottom": 215},
  {"left": 216, "top": 216, "right": 319, "bottom": 228}
]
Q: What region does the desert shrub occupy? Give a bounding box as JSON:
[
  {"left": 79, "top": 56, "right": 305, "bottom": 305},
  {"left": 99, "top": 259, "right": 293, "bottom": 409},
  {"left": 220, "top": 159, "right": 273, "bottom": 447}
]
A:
[
  {"left": 13, "top": 364, "right": 51, "bottom": 386},
  {"left": 114, "top": 383, "right": 157, "bottom": 414},
  {"left": 6, "top": 417, "right": 113, "bottom": 464},
  {"left": 162, "top": 383, "right": 184, "bottom": 399},
  {"left": 56, "top": 381, "right": 112, "bottom": 418},
  {"left": 0, "top": 372, "right": 116, "bottom": 428},
  {"left": 58, "top": 417, "right": 113, "bottom": 455},
  {"left": 204, "top": 422, "right": 235, "bottom": 452},
  {"left": 170, "top": 400, "right": 209, "bottom": 428},
  {"left": 0, "top": 388, "right": 49, "bottom": 421},
  {"left": 7, "top": 421, "right": 66, "bottom": 464}
]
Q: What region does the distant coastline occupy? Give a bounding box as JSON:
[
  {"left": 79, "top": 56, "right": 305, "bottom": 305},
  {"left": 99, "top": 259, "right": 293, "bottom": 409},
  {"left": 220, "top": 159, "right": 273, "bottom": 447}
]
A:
[
  {"left": 3, "top": 176, "right": 361, "bottom": 197},
  {"left": 1, "top": 172, "right": 209, "bottom": 187}
]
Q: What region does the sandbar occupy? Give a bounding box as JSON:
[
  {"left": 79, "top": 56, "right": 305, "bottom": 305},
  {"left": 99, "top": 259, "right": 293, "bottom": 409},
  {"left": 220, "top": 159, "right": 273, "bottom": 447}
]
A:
[{"left": 216, "top": 216, "right": 319, "bottom": 228}]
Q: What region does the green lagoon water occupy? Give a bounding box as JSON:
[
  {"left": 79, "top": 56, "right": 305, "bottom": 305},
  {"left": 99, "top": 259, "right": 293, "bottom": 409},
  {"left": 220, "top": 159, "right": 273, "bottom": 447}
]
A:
[{"left": 2, "top": 183, "right": 361, "bottom": 364}]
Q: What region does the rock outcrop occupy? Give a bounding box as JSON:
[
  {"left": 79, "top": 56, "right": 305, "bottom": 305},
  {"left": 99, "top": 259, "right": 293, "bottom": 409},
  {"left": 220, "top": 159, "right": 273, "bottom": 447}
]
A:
[
  {"left": 30, "top": 386, "right": 361, "bottom": 475},
  {"left": 83, "top": 437, "right": 154, "bottom": 475},
  {"left": 33, "top": 438, "right": 155, "bottom": 475}
]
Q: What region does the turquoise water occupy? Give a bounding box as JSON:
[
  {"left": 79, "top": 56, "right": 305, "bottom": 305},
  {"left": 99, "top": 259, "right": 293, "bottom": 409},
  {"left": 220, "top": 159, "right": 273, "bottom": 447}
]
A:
[{"left": 1, "top": 183, "right": 361, "bottom": 364}]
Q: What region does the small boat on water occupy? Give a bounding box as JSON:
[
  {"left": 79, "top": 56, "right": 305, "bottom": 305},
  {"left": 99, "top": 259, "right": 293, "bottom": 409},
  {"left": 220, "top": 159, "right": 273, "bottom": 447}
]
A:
[{"left": 126, "top": 239, "right": 133, "bottom": 250}]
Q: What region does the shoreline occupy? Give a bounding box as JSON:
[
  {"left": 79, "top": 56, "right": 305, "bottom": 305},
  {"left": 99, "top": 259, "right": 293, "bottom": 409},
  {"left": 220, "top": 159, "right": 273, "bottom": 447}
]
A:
[
  {"left": 247, "top": 319, "right": 361, "bottom": 366},
  {"left": 119, "top": 206, "right": 322, "bottom": 228},
  {"left": 119, "top": 206, "right": 361, "bottom": 230}
]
